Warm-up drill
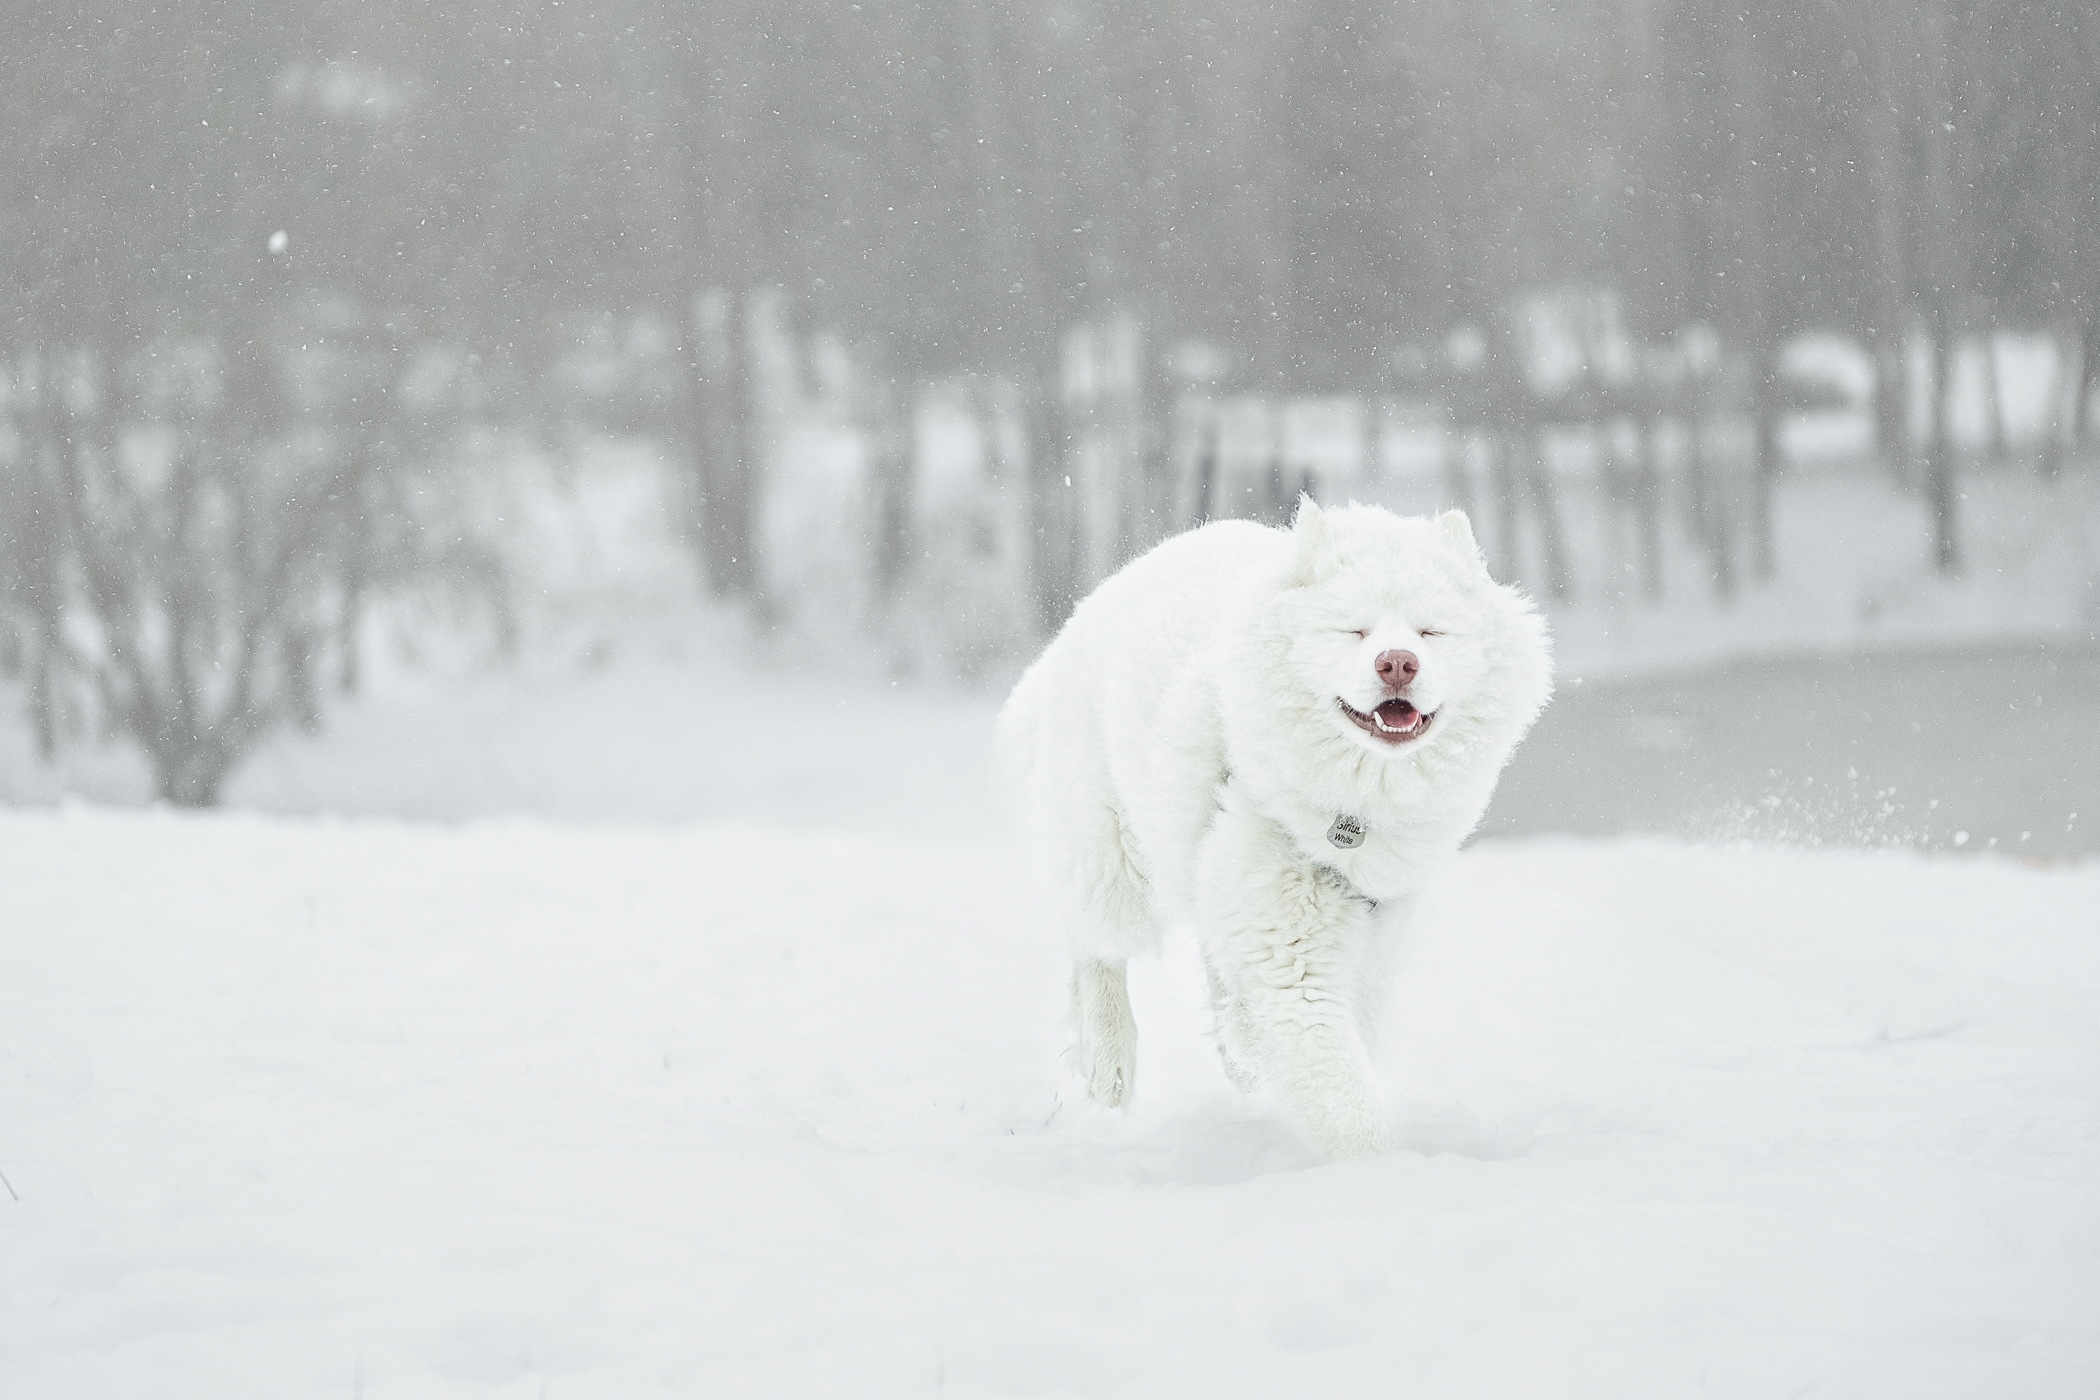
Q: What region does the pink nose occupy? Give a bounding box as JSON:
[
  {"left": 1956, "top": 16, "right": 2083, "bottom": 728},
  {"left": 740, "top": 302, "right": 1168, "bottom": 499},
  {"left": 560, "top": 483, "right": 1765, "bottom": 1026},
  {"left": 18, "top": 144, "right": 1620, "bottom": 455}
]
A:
[{"left": 1375, "top": 649, "right": 1419, "bottom": 689}]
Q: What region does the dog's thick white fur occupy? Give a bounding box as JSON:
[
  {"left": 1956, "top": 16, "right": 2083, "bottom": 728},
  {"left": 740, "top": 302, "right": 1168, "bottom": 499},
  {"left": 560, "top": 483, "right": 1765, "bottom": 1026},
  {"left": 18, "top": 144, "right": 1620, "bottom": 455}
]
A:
[{"left": 996, "top": 499, "right": 1552, "bottom": 1158}]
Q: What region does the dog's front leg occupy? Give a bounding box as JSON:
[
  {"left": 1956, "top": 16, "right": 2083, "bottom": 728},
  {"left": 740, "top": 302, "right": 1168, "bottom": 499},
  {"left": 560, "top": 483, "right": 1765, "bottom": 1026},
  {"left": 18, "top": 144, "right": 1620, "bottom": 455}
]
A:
[{"left": 1198, "top": 802, "right": 1390, "bottom": 1159}]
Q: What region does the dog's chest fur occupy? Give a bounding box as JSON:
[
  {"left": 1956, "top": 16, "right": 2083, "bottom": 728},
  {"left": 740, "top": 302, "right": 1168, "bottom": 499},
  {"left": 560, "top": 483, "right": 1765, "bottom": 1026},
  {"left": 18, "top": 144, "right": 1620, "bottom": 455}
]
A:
[{"left": 1264, "top": 788, "right": 1465, "bottom": 902}]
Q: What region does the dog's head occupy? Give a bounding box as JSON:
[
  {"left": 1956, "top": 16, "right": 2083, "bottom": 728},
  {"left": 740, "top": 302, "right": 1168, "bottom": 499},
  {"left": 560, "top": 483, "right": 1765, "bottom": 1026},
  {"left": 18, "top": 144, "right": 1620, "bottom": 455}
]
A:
[{"left": 1261, "top": 497, "right": 1552, "bottom": 768}]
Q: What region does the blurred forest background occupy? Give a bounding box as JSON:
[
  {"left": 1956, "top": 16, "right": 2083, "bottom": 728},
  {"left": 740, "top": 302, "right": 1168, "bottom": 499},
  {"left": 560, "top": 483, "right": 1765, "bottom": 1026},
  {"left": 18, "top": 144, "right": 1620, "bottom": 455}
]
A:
[{"left": 3, "top": 0, "right": 2098, "bottom": 807}]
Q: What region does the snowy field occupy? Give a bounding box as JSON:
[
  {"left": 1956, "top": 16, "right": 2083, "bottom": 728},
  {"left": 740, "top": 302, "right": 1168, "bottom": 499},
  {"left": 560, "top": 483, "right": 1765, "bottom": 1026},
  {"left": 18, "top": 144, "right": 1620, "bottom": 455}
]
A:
[
  {"left": 3, "top": 810, "right": 2097, "bottom": 1398},
  {"left": 2, "top": 451, "right": 2096, "bottom": 1395}
]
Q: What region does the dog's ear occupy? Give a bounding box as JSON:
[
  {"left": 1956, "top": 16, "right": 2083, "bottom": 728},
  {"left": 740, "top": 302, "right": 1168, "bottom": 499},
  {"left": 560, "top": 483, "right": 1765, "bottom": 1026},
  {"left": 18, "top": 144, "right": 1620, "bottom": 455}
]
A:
[
  {"left": 1288, "top": 494, "right": 1326, "bottom": 583},
  {"left": 1436, "top": 508, "right": 1484, "bottom": 566}
]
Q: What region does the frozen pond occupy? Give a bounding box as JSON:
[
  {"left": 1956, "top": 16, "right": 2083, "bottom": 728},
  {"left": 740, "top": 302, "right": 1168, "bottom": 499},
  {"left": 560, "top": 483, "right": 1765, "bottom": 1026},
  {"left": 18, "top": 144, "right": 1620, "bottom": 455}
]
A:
[{"left": 1485, "top": 645, "right": 2098, "bottom": 858}]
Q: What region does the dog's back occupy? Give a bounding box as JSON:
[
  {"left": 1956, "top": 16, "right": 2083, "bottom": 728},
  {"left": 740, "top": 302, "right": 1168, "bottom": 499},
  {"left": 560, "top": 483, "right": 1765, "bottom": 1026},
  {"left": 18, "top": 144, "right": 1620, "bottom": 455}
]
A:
[{"left": 995, "top": 518, "right": 1276, "bottom": 796}]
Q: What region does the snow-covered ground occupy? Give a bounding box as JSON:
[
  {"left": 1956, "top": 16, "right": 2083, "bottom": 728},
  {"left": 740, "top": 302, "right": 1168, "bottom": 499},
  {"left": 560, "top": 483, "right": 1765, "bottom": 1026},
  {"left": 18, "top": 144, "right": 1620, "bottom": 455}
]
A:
[
  {"left": 3, "top": 810, "right": 2095, "bottom": 1397},
  {"left": 2, "top": 404, "right": 2095, "bottom": 1392}
]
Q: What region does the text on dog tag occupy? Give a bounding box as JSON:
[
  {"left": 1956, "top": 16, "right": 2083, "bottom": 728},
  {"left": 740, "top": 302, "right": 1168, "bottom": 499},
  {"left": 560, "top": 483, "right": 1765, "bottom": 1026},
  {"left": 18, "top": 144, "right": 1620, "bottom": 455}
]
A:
[{"left": 1327, "top": 814, "right": 1365, "bottom": 849}]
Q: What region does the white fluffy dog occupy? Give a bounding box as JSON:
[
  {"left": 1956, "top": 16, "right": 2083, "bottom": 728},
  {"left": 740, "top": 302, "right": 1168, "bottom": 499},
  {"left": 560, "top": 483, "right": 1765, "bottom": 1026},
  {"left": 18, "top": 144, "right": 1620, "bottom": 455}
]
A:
[{"left": 996, "top": 499, "right": 1552, "bottom": 1158}]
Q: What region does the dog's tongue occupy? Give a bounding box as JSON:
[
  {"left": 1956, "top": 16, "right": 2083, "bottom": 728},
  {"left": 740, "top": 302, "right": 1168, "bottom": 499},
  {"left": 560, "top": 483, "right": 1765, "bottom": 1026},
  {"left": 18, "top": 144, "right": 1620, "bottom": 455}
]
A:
[{"left": 1375, "top": 699, "right": 1421, "bottom": 732}]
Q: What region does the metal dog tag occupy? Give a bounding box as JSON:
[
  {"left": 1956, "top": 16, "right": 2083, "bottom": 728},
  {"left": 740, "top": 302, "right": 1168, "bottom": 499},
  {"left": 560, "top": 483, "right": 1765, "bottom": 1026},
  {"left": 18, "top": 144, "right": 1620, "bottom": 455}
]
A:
[{"left": 1326, "top": 814, "right": 1366, "bottom": 850}]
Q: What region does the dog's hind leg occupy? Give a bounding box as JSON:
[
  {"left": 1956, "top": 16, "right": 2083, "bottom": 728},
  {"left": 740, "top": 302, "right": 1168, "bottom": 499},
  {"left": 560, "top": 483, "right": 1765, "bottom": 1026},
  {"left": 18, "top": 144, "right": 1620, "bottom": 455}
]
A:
[
  {"left": 1073, "top": 958, "right": 1138, "bottom": 1107},
  {"left": 1050, "top": 797, "right": 1157, "bottom": 1107}
]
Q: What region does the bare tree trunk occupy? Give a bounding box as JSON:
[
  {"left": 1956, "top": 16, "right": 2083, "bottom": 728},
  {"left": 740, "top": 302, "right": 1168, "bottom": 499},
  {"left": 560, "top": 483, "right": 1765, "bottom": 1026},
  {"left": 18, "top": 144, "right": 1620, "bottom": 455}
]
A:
[
  {"left": 29, "top": 652, "right": 58, "bottom": 759},
  {"left": 1486, "top": 422, "right": 1572, "bottom": 598},
  {"left": 1490, "top": 430, "right": 1522, "bottom": 583},
  {"left": 10, "top": 350, "right": 68, "bottom": 756},
  {"left": 1976, "top": 322, "right": 2007, "bottom": 463},
  {"left": 1915, "top": 1, "right": 1963, "bottom": 573},
  {"left": 1137, "top": 319, "right": 1173, "bottom": 551},
  {"left": 1680, "top": 394, "right": 1710, "bottom": 552},
  {"left": 153, "top": 733, "right": 232, "bottom": 808},
  {"left": 1685, "top": 371, "right": 1735, "bottom": 600},
  {"left": 335, "top": 415, "right": 380, "bottom": 698},
  {"left": 664, "top": 0, "right": 765, "bottom": 605},
  {"left": 2078, "top": 323, "right": 2100, "bottom": 446},
  {"left": 1596, "top": 415, "right": 1627, "bottom": 570},
  {"left": 1748, "top": 341, "right": 1780, "bottom": 581},
  {"left": 1633, "top": 413, "right": 1664, "bottom": 600},
  {"left": 1719, "top": 1, "right": 1782, "bottom": 585},
  {"left": 287, "top": 627, "right": 321, "bottom": 732},
  {"left": 1482, "top": 325, "right": 1534, "bottom": 584},
  {"left": 1361, "top": 395, "right": 1384, "bottom": 498},
  {"left": 338, "top": 573, "right": 363, "bottom": 696},
  {"left": 689, "top": 288, "right": 758, "bottom": 599},
  {"left": 863, "top": 351, "right": 913, "bottom": 606},
  {"left": 1252, "top": 397, "right": 1294, "bottom": 523},
  {"left": 1025, "top": 381, "right": 1075, "bottom": 633},
  {"left": 2039, "top": 321, "right": 2075, "bottom": 479},
  {"left": 1524, "top": 429, "right": 1574, "bottom": 599},
  {"left": 709, "top": 289, "right": 760, "bottom": 604},
  {"left": 1858, "top": 0, "right": 1916, "bottom": 483},
  {"left": 1872, "top": 332, "right": 1909, "bottom": 481},
  {"left": 1922, "top": 316, "right": 1962, "bottom": 572},
  {"left": 674, "top": 294, "right": 716, "bottom": 577},
  {"left": 1190, "top": 413, "right": 1220, "bottom": 526},
  {"left": 1266, "top": 444, "right": 1294, "bottom": 522},
  {"left": 1069, "top": 318, "right": 1146, "bottom": 583}
]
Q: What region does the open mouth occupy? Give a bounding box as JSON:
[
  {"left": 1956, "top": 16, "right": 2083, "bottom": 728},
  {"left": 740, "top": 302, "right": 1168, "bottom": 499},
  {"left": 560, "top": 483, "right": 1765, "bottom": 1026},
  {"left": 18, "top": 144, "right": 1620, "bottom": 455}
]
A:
[{"left": 1338, "top": 696, "right": 1436, "bottom": 745}]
